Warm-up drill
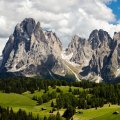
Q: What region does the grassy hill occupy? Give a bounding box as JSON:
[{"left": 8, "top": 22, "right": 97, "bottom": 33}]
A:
[
  {"left": 74, "top": 104, "right": 120, "bottom": 120},
  {"left": 0, "top": 86, "right": 120, "bottom": 120}
]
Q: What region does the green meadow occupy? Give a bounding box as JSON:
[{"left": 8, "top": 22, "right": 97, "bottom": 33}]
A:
[{"left": 0, "top": 86, "right": 120, "bottom": 120}]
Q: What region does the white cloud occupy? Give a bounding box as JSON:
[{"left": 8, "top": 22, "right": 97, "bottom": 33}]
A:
[
  {"left": 0, "top": 0, "right": 120, "bottom": 55},
  {"left": 100, "top": 0, "right": 117, "bottom": 3},
  {"left": 0, "top": 16, "right": 8, "bottom": 37},
  {"left": 0, "top": 38, "right": 7, "bottom": 56}
]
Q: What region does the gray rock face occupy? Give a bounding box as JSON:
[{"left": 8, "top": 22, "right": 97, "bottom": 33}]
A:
[
  {"left": 1, "top": 18, "right": 65, "bottom": 77},
  {"left": 0, "top": 56, "right": 2, "bottom": 67},
  {"left": 88, "top": 29, "right": 113, "bottom": 50},
  {"left": 66, "top": 35, "right": 92, "bottom": 66},
  {"left": 66, "top": 29, "right": 120, "bottom": 82},
  {"left": 1, "top": 18, "right": 120, "bottom": 82},
  {"left": 86, "top": 29, "right": 114, "bottom": 80}
]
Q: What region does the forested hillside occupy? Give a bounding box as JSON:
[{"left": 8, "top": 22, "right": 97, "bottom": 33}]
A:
[{"left": 0, "top": 78, "right": 120, "bottom": 119}]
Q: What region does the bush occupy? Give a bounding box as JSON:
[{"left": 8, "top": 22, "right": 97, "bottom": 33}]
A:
[{"left": 56, "top": 88, "right": 61, "bottom": 93}]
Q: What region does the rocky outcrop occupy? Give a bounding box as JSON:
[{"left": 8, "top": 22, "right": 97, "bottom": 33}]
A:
[
  {"left": 0, "top": 56, "right": 2, "bottom": 67},
  {"left": 66, "top": 29, "right": 120, "bottom": 82},
  {"left": 86, "top": 29, "right": 114, "bottom": 80},
  {"left": 66, "top": 35, "right": 92, "bottom": 66},
  {"left": 1, "top": 18, "right": 120, "bottom": 82},
  {"left": 0, "top": 18, "right": 66, "bottom": 77}
]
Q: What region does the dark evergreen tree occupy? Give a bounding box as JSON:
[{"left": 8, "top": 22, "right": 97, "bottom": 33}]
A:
[
  {"left": 56, "top": 111, "right": 61, "bottom": 120},
  {"left": 38, "top": 97, "right": 43, "bottom": 105},
  {"left": 63, "top": 106, "right": 75, "bottom": 120},
  {"left": 69, "top": 87, "right": 72, "bottom": 92},
  {"left": 51, "top": 101, "right": 54, "bottom": 107}
]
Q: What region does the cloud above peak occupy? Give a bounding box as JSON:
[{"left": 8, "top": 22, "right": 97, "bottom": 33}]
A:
[{"left": 0, "top": 0, "right": 120, "bottom": 55}]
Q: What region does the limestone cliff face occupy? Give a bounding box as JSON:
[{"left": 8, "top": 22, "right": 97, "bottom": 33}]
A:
[
  {"left": 0, "top": 56, "right": 2, "bottom": 67},
  {"left": 109, "top": 32, "right": 120, "bottom": 80},
  {"left": 66, "top": 29, "right": 120, "bottom": 82},
  {"left": 66, "top": 35, "right": 92, "bottom": 67},
  {"left": 1, "top": 18, "right": 120, "bottom": 82},
  {"left": 87, "top": 29, "right": 113, "bottom": 77},
  {"left": 1, "top": 18, "right": 65, "bottom": 77}
]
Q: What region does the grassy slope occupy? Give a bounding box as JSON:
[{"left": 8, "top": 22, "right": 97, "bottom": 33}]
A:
[
  {"left": 91, "top": 106, "right": 120, "bottom": 120},
  {"left": 0, "top": 93, "right": 37, "bottom": 107},
  {"left": 0, "top": 86, "right": 76, "bottom": 118},
  {"left": 0, "top": 86, "right": 120, "bottom": 120},
  {"left": 74, "top": 104, "right": 120, "bottom": 120}
]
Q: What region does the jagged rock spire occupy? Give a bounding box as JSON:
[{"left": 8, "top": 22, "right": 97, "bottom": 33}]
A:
[{"left": 0, "top": 18, "right": 65, "bottom": 77}]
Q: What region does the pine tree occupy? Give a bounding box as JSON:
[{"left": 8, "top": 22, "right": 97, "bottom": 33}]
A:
[
  {"left": 63, "top": 106, "right": 76, "bottom": 120},
  {"left": 56, "top": 111, "right": 61, "bottom": 120},
  {"left": 69, "top": 87, "right": 72, "bottom": 92},
  {"left": 51, "top": 101, "right": 54, "bottom": 107},
  {"left": 38, "top": 97, "right": 43, "bottom": 105},
  {"left": 44, "top": 116, "right": 47, "bottom": 120}
]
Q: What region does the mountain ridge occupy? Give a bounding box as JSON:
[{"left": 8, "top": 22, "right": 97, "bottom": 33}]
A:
[
  {"left": 1, "top": 18, "right": 120, "bottom": 82},
  {"left": 0, "top": 18, "right": 68, "bottom": 78}
]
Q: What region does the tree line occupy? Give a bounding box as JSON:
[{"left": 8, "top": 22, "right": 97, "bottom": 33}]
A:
[
  {"left": 0, "top": 77, "right": 97, "bottom": 94},
  {"left": 1, "top": 77, "right": 120, "bottom": 119},
  {"left": 0, "top": 106, "right": 39, "bottom": 120},
  {"left": 0, "top": 106, "right": 63, "bottom": 120}
]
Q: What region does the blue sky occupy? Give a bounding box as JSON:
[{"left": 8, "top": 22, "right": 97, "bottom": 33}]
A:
[{"left": 107, "top": 0, "right": 120, "bottom": 23}]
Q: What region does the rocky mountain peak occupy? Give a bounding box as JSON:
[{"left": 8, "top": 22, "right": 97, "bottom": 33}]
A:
[
  {"left": 65, "top": 35, "right": 92, "bottom": 66},
  {"left": 1, "top": 18, "right": 120, "bottom": 82},
  {"left": 14, "top": 18, "right": 36, "bottom": 38},
  {"left": 66, "top": 35, "right": 86, "bottom": 54},
  {"left": 0, "top": 18, "right": 65, "bottom": 77},
  {"left": 88, "top": 29, "right": 113, "bottom": 50},
  {"left": 113, "top": 32, "right": 120, "bottom": 40},
  {"left": 65, "top": 29, "right": 120, "bottom": 82},
  {"left": 20, "top": 18, "right": 36, "bottom": 36}
]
